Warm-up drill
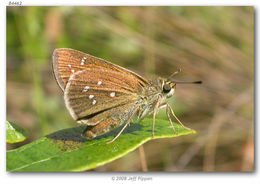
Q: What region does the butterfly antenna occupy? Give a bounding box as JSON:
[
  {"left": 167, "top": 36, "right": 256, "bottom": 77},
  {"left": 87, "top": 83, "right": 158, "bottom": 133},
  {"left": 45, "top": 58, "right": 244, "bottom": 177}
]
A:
[
  {"left": 172, "top": 80, "right": 202, "bottom": 84},
  {"left": 169, "top": 68, "right": 182, "bottom": 79}
]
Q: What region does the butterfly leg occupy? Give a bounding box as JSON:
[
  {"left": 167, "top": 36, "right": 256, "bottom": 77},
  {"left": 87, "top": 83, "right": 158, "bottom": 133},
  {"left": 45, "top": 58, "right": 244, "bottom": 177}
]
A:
[
  {"left": 166, "top": 103, "right": 191, "bottom": 130},
  {"left": 166, "top": 104, "right": 177, "bottom": 134},
  {"left": 159, "top": 103, "right": 167, "bottom": 110},
  {"left": 106, "top": 107, "right": 139, "bottom": 144},
  {"left": 152, "top": 96, "right": 163, "bottom": 139}
]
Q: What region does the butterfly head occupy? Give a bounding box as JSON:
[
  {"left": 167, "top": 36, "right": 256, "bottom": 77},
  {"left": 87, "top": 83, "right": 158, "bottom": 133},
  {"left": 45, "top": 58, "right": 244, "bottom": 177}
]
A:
[
  {"left": 159, "top": 78, "right": 176, "bottom": 99},
  {"left": 159, "top": 69, "right": 202, "bottom": 99}
]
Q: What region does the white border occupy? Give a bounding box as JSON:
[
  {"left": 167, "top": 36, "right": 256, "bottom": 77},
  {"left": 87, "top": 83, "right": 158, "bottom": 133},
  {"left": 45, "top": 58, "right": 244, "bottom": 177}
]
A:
[{"left": 1, "top": 1, "right": 259, "bottom": 186}]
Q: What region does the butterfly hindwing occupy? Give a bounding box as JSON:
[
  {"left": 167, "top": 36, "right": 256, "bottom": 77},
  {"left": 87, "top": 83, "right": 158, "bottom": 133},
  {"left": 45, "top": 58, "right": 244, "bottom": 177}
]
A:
[
  {"left": 83, "top": 103, "right": 140, "bottom": 138},
  {"left": 64, "top": 67, "right": 146, "bottom": 123},
  {"left": 53, "top": 48, "right": 149, "bottom": 91}
]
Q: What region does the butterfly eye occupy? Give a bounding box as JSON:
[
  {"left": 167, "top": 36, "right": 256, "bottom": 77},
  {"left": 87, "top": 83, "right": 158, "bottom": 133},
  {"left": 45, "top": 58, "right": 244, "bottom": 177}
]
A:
[{"left": 163, "top": 83, "right": 171, "bottom": 93}]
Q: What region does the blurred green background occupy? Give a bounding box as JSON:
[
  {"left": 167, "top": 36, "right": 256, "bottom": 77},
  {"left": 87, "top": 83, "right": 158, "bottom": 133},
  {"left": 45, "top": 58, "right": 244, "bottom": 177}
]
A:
[{"left": 6, "top": 6, "right": 254, "bottom": 171}]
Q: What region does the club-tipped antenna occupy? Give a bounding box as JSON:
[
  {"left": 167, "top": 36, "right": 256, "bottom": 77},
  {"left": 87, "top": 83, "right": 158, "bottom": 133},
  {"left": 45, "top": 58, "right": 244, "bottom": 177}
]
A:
[
  {"left": 168, "top": 69, "right": 202, "bottom": 85},
  {"left": 172, "top": 80, "right": 202, "bottom": 84},
  {"left": 169, "top": 68, "right": 182, "bottom": 79}
]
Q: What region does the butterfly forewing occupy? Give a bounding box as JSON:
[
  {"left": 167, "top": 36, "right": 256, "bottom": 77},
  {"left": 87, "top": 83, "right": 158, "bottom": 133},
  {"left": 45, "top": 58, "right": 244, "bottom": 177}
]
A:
[{"left": 53, "top": 48, "right": 149, "bottom": 91}]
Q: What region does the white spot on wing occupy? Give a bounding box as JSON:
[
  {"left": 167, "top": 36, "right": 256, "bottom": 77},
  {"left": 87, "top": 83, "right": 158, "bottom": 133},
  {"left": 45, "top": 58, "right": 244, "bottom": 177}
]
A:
[
  {"left": 97, "top": 81, "right": 102, "bottom": 85},
  {"left": 89, "top": 95, "right": 94, "bottom": 99},
  {"left": 110, "top": 92, "right": 115, "bottom": 97},
  {"left": 68, "top": 64, "right": 71, "bottom": 68},
  {"left": 81, "top": 57, "right": 87, "bottom": 65},
  {"left": 92, "top": 100, "right": 96, "bottom": 105},
  {"left": 82, "top": 86, "right": 90, "bottom": 92},
  {"left": 71, "top": 69, "right": 75, "bottom": 73}
]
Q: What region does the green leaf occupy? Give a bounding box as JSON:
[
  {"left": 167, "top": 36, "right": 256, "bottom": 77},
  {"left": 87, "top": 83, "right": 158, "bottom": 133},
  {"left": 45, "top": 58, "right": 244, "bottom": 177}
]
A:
[
  {"left": 6, "top": 121, "right": 28, "bottom": 144},
  {"left": 6, "top": 118, "right": 196, "bottom": 171}
]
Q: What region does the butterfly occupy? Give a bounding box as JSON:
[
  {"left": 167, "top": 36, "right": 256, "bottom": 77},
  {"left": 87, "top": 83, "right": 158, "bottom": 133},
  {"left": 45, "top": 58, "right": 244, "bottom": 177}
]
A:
[{"left": 52, "top": 48, "right": 201, "bottom": 144}]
